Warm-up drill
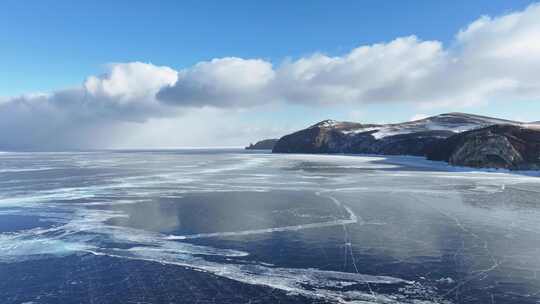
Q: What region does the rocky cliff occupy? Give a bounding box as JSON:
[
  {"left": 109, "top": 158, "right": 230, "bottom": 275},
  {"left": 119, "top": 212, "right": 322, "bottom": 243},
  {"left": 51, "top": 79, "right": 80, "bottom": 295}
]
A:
[
  {"left": 245, "top": 139, "right": 279, "bottom": 150},
  {"left": 427, "top": 124, "right": 540, "bottom": 170}
]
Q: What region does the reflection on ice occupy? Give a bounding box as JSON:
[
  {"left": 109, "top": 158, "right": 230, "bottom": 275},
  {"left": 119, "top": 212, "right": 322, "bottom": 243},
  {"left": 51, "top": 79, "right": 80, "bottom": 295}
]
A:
[{"left": 0, "top": 204, "right": 435, "bottom": 303}]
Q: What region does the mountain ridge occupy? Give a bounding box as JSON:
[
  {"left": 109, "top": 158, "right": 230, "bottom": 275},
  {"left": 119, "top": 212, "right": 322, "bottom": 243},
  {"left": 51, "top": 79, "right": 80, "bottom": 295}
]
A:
[{"left": 270, "top": 113, "right": 540, "bottom": 170}]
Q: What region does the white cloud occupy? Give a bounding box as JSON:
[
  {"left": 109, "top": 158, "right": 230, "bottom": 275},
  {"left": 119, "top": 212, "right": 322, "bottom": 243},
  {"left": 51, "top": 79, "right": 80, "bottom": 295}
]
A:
[
  {"left": 274, "top": 36, "right": 445, "bottom": 105},
  {"left": 85, "top": 62, "right": 177, "bottom": 102},
  {"left": 456, "top": 7, "right": 540, "bottom": 60},
  {"left": 158, "top": 57, "right": 275, "bottom": 107}
]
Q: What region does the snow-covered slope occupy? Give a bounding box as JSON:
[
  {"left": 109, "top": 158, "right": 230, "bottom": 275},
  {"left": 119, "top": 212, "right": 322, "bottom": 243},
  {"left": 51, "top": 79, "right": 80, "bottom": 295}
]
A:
[{"left": 318, "top": 113, "right": 522, "bottom": 140}]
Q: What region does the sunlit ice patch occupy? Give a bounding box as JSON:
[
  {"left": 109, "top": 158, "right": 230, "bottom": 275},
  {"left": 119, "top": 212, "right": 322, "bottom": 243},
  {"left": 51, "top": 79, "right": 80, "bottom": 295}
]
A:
[
  {"left": 0, "top": 186, "right": 100, "bottom": 208},
  {"left": 0, "top": 232, "right": 95, "bottom": 263}
]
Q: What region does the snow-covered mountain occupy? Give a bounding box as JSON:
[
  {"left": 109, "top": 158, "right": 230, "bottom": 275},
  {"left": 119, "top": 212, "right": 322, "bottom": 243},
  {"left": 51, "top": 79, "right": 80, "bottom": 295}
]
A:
[{"left": 271, "top": 113, "right": 540, "bottom": 170}]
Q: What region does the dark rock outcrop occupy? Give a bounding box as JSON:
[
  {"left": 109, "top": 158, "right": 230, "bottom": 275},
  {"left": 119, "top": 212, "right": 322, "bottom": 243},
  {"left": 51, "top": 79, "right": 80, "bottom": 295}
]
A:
[
  {"left": 426, "top": 125, "right": 540, "bottom": 170},
  {"left": 271, "top": 120, "right": 374, "bottom": 154},
  {"left": 245, "top": 139, "right": 279, "bottom": 150}
]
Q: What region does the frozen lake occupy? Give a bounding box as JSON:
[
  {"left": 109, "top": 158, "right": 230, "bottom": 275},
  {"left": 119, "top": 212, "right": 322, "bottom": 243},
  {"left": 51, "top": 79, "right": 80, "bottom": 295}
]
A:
[{"left": 0, "top": 150, "right": 539, "bottom": 303}]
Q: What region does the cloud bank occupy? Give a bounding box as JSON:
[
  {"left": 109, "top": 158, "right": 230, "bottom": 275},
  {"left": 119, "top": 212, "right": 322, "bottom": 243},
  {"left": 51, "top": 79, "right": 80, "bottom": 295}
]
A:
[
  {"left": 159, "top": 3, "right": 540, "bottom": 108},
  {"left": 0, "top": 62, "right": 178, "bottom": 149},
  {"left": 1, "top": 3, "right": 540, "bottom": 149}
]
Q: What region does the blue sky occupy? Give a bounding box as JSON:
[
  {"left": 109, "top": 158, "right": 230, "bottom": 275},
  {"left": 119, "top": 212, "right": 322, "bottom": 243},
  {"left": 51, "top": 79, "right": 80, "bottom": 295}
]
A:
[
  {"left": 0, "top": 0, "right": 539, "bottom": 148},
  {"left": 0, "top": 0, "right": 533, "bottom": 95}
]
